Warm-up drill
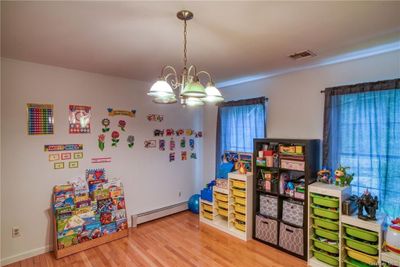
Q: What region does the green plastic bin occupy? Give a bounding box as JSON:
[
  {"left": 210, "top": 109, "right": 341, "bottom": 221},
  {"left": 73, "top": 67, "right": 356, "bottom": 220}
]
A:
[
  {"left": 344, "top": 224, "right": 378, "bottom": 243},
  {"left": 344, "top": 236, "right": 379, "bottom": 255},
  {"left": 313, "top": 226, "right": 339, "bottom": 241},
  {"left": 312, "top": 247, "right": 339, "bottom": 266},
  {"left": 311, "top": 215, "right": 339, "bottom": 231},
  {"left": 312, "top": 237, "right": 339, "bottom": 254},
  {"left": 311, "top": 193, "right": 339, "bottom": 208},
  {"left": 344, "top": 257, "right": 373, "bottom": 267},
  {"left": 311, "top": 205, "right": 339, "bottom": 220}
]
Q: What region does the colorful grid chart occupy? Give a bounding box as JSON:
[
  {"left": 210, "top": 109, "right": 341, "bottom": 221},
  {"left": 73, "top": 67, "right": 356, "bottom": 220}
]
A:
[{"left": 27, "top": 103, "right": 54, "bottom": 135}]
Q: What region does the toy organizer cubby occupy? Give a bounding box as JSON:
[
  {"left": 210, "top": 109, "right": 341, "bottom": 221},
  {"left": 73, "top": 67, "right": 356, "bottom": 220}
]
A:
[
  {"left": 199, "top": 172, "right": 253, "bottom": 241},
  {"left": 341, "top": 214, "right": 384, "bottom": 267},
  {"left": 253, "top": 138, "right": 320, "bottom": 260},
  {"left": 308, "top": 183, "right": 351, "bottom": 267}
]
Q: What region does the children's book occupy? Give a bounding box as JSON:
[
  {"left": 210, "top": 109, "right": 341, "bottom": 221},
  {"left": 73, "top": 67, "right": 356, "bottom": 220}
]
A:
[
  {"left": 100, "top": 212, "right": 112, "bottom": 225},
  {"left": 112, "top": 209, "right": 126, "bottom": 221},
  {"left": 97, "top": 198, "right": 114, "bottom": 213},
  {"left": 112, "top": 197, "right": 125, "bottom": 210},
  {"left": 101, "top": 222, "right": 117, "bottom": 235},
  {"left": 116, "top": 218, "right": 128, "bottom": 231},
  {"left": 78, "top": 221, "right": 102, "bottom": 243}
]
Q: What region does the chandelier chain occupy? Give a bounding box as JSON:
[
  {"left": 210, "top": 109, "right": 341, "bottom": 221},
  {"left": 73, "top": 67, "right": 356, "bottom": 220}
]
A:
[{"left": 183, "top": 19, "right": 187, "bottom": 68}]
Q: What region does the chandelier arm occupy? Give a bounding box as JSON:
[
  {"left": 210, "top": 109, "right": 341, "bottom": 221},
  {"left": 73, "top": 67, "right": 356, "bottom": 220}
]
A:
[
  {"left": 187, "top": 65, "right": 198, "bottom": 78},
  {"left": 160, "top": 65, "right": 178, "bottom": 79},
  {"left": 196, "top": 70, "right": 214, "bottom": 85}
]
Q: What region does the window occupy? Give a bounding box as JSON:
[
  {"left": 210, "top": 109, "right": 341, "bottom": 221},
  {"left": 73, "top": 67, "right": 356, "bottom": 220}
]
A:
[
  {"left": 216, "top": 97, "right": 266, "bottom": 174},
  {"left": 323, "top": 79, "right": 400, "bottom": 217}
]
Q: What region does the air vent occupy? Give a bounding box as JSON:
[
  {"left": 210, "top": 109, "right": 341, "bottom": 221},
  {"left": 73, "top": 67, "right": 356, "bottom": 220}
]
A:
[{"left": 289, "top": 50, "right": 316, "bottom": 60}]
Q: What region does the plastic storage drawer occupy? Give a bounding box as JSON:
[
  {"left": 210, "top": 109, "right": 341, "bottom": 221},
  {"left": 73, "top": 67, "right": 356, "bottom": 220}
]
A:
[
  {"left": 255, "top": 215, "right": 278, "bottom": 245},
  {"left": 311, "top": 237, "right": 339, "bottom": 254},
  {"left": 344, "top": 236, "right": 379, "bottom": 255},
  {"left": 282, "top": 200, "right": 304, "bottom": 227},
  {"left": 345, "top": 247, "right": 378, "bottom": 266},
  {"left": 343, "top": 224, "right": 378, "bottom": 243},
  {"left": 311, "top": 205, "right": 339, "bottom": 220},
  {"left": 312, "top": 247, "right": 339, "bottom": 266},
  {"left": 279, "top": 222, "right": 304, "bottom": 256},
  {"left": 311, "top": 215, "right": 339, "bottom": 231},
  {"left": 259, "top": 194, "right": 278, "bottom": 218},
  {"left": 313, "top": 226, "right": 339, "bottom": 241},
  {"left": 311, "top": 193, "right": 339, "bottom": 208}
]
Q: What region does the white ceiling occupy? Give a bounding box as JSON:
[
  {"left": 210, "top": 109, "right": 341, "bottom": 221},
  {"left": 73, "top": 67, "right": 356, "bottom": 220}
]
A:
[{"left": 2, "top": 1, "right": 400, "bottom": 85}]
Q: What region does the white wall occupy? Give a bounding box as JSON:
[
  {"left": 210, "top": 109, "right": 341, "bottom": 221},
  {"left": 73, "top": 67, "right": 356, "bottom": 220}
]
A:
[
  {"left": 203, "top": 50, "right": 400, "bottom": 184},
  {"left": 0, "top": 58, "right": 203, "bottom": 264}
]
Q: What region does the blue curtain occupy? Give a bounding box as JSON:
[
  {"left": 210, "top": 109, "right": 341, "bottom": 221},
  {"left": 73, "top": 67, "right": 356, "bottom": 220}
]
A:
[
  {"left": 216, "top": 97, "right": 266, "bottom": 175},
  {"left": 324, "top": 79, "right": 400, "bottom": 217}
]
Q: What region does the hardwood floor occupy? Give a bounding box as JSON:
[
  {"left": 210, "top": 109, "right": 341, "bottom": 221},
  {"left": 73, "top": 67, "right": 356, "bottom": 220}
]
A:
[{"left": 6, "top": 211, "right": 307, "bottom": 267}]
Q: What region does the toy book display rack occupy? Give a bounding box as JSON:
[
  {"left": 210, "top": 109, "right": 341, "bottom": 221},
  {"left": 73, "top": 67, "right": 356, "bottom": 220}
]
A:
[{"left": 52, "top": 175, "right": 128, "bottom": 259}]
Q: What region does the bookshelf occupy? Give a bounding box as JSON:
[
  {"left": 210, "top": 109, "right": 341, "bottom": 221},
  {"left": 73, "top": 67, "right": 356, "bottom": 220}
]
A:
[{"left": 252, "top": 138, "right": 320, "bottom": 260}]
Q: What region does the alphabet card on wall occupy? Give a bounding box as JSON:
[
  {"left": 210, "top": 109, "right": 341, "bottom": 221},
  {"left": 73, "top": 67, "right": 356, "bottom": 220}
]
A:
[
  {"left": 27, "top": 103, "right": 54, "bottom": 135},
  {"left": 68, "top": 105, "right": 91, "bottom": 134},
  {"left": 144, "top": 140, "right": 156, "bottom": 148},
  {"left": 181, "top": 151, "right": 187, "bottom": 161},
  {"left": 189, "top": 139, "right": 195, "bottom": 150},
  {"left": 169, "top": 138, "right": 175, "bottom": 151},
  {"left": 169, "top": 152, "right": 175, "bottom": 162},
  {"left": 159, "top": 139, "right": 165, "bottom": 151},
  {"left": 180, "top": 137, "right": 186, "bottom": 148},
  {"left": 147, "top": 114, "right": 163, "bottom": 122}
]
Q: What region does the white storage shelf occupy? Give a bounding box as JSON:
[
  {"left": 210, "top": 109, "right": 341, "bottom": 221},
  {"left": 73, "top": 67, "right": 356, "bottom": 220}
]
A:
[
  {"left": 199, "top": 172, "right": 253, "bottom": 241},
  {"left": 308, "top": 182, "right": 351, "bottom": 267}
]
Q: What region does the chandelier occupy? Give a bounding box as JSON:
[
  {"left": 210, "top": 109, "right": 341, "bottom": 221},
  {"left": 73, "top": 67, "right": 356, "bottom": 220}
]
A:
[{"left": 148, "top": 10, "right": 224, "bottom": 106}]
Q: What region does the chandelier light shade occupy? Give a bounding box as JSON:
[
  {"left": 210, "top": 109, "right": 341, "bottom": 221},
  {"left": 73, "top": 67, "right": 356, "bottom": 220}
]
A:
[{"left": 148, "top": 10, "right": 224, "bottom": 106}]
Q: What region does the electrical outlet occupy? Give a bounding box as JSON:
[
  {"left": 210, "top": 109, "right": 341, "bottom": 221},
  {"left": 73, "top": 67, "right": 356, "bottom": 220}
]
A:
[
  {"left": 12, "top": 227, "right": 21, "bottom": 238},
  {"left": 178, "top": 191, "right": 182, "bottom": 197}
]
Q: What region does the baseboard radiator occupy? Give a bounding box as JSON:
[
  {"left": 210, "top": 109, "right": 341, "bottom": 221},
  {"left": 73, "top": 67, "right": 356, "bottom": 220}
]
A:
[{"left": 131, "top": 201, "right": 188, "bottom": 227}]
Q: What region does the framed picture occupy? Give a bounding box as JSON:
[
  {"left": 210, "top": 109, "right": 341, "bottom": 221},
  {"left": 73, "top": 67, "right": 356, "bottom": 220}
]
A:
[
  {"left": 69, "top": 161, "right": 79, "bottom": 168},
  {"left": 48, "top": 154, "right": 60, "bottom": 161},
  {"left": 73, "top": 152, "right": 83, "bottom": 159},
  {"left": 54, "top": 162, "right": 64, "bottom": 170},
  {"left": 61, "top": 152, "right": 72, "bottom": 160}
]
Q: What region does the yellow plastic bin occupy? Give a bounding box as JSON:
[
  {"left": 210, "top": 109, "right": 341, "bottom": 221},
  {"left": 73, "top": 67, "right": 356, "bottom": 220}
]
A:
[
  {"left": 234, "top": 204, "right": 246, "bottom": 214},
  {"left": 234, "top": 220, "right": 246, "bottom": 232},
  {"left": 232, "top": 188, "right": 246, "bottom": 198},
  {"left": 232, "top": 180, "right": 246, "bottom": 189},
  {"left": 217, "top": 201, "right": 228, "bottom": 209},
  {"left": 235, "top": 212, "right": 246, "bottom": 222},
  {"left": 215, "top": 192, "right": 228, "bottom": 202},
  {"left": 202, "top": 203, "right": 212, "bottom": 212},
  {"left": 235, "top": 196, "right": 246, "bottom": 205},
  {"left": 345, "top": 247, "right": 378, "bottom": 266},
  {"left": 202, "top": 211, "right": 213, "bottom": 220},
  {"left": 217, "top": 208, "right": 228, "bottom": 217}
]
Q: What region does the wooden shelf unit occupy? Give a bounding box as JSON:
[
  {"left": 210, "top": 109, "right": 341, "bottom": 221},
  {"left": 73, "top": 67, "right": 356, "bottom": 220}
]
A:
[
  {"left": 200, "top": 172, "right": 253, "bottom": 241},
  {"left": 252, "top": 138, "right": 320, "bottom": 261}
]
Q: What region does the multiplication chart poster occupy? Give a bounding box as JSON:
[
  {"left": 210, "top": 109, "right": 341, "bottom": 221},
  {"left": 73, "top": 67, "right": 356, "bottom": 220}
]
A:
[{"left": 27, "top": 103, "right": 54, "bottom": 135}]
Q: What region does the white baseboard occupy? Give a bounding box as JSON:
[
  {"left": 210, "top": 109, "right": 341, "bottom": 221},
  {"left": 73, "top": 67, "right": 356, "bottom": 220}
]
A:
[
  {"left": 1, "top": 202, "right": 188, "bottom": 266},
  {"left": 1, "top": 245, "right": 53, "bottom": 266},
  {"left": 131, "top": 201, "right": 188, "bottom": 227}
]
